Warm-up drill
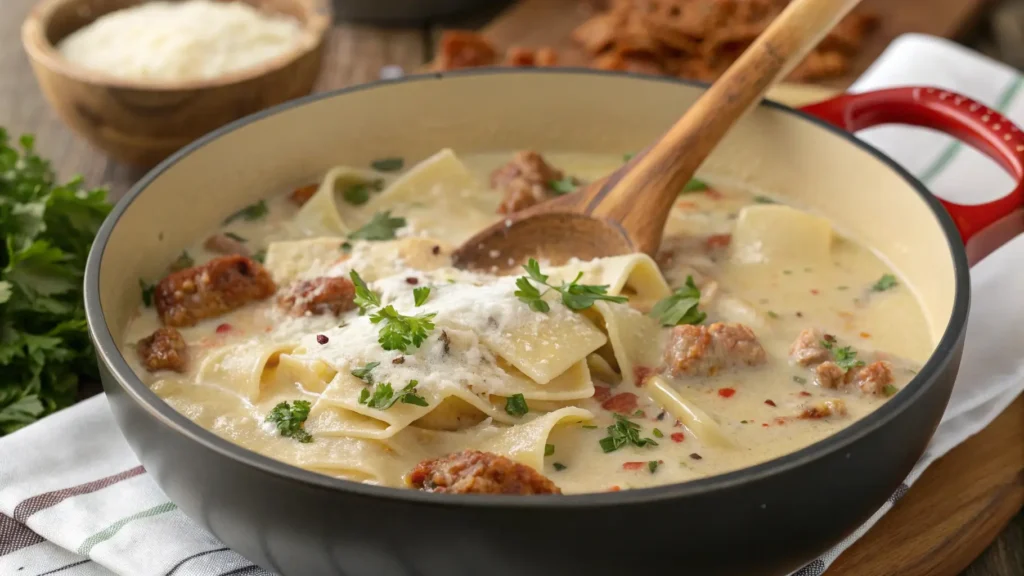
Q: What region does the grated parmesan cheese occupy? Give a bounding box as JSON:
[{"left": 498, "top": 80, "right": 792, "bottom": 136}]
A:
[{"left": 58, "top": 0, "right": 303, "bottom": 82}]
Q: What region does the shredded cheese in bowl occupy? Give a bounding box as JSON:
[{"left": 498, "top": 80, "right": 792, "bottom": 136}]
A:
[{"left": 57, "top": 0, "right": 304, "bottom": 82}]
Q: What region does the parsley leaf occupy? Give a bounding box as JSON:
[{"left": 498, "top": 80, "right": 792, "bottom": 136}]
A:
[
  {"left": 648, "top": 460, "right": 659, "bottom": 473},
  {"left": 548, "top": 178, "right": 577, "bottom": 195},
  {"left": 251, "top": 249, "right": 266, "bottom": 264},
  {"left": 598, "top": 414, "right": 658, "bottom": 453},
  {"left": 681, "top": 178, "right": 708, "bottom": 193},
  {"left": 170, "top": 250, "right": 194, "bottom": 272},
  {"left": 821, "top": 339, "right": 866, "bottom": 372},
  {"left": 650, "top": 275, "right": 706, "bottom": 326},
  {"left": 342, "top": 184, "right": 372, "bottom": 206},
  {"left": 515, "top": 259, "right": 627, "bottom": 313},
  {"left": 350, "top": 361, "right": 379, "bottom": 384},
  {"left": 358, "top": 381, "right": 428, "bottom": 410},
  {"left": 753, "top": 195, "right": 776, "bottom": 204},
  {"left": 139, "top": 279, "right": 155, "bottom": 307},
  {"left": 266, "top": 400, "right": 313, "bottom": 443},
  {"left": 553, "top": 462, "right": 567, "bottom": 471},
  {"left": 623, "top": 153, "right": 634, "bottom": 162},
  {"left": 883, "top": 384, "right": 899, "bottom": 397},
  {"left": 224, "top": 199, "right": 268, "bottom": 224},
  {"left": 413, "top": 286, "right": 430, "bottom": 306},
  {"left": 370, "top": 305, "right": 436, "bottom": 353},
  {"left": 350, "top": 270, "right": 380, "bottom": 313},
  {"left": 652, "top": 428, "right": 664, "bottom": 438},
  {"left": 348, "top": 211, "right": 406, "bottom": 241},
  {"left": 371, "top": 157, "right": 404, "bottom": 172},
  {"left": 505, "top": 393, "right": 529, "bottom": 416},
  {"left": 871, "top": 273, "right": 898, "bottom": 292},
  {"left": 544, "top": 443, "right": 555, "bottom": 456}
]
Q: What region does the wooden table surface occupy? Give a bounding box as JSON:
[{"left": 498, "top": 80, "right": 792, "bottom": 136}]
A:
[{"left": 1, "top": 1, "right": 1021, "bottom": 575}]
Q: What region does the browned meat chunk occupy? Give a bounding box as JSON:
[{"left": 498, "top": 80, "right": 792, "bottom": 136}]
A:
[
  {"left": 436, "top": 31, "right": 498, "bottom": 70},
  {"left": 505, "top": 46, "right": 559, "bottom": 67},
  {"left": 491, "top": 151, "right": 569, "bottom": 215},
  {"left": 664, "top": 322, "right": 767, "bottom": 377},
  {"left": 814, "top": 361, "right": 846, "bottom": 389},
  {"left": 790, "top": 328, "right": 832, "bottom": 366},
  {"left": 851, "top": 361, "right": 894, "bottom": 395},
  {"left": 408, "top": 450, "right": 561, "bottom": 495},
  {"left": 798, "top": 398, "right": 847, "bottom": 419},
  {"left": 204, "top": 233, "right": 250, "bottom": 257},
  {"left": 155, "top": 255, "right": 276, "bottom": 327},
  {"left": 137, "top": 327, "right": 187, "bottom": 373},
  {"left": 278, "top": 276, "right": 356, "bottom": 316},
  {"left": 290, "top": 184, "right": 318, "bottom": 206}
]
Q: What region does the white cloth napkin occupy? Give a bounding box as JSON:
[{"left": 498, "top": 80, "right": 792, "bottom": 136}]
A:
[{"left": 2, "top": 34, "right": 1023, "bottom": 576}]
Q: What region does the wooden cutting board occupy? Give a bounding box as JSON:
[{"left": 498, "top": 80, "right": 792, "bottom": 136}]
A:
[{"left": 431, "top": 2, "right": 1024, "bottom": 575}]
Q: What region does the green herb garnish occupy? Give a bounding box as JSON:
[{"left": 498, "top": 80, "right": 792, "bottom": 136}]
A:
[
  {"left": 170, "top": 250, "right": 194, "bottom": 271},
  {"left": 548, "top": 178, "right": 577, "bottom": 195},
  {"left": 358, "top": 381, "right": 428, "bottom": 410},
  {"left": 753, "top": 195, "right": 776, "bottom": 204},
  {"left": 348, "top": 210, "right": 406, "bottom": 241},
  {"left": 883, "top": 384, "right": 899, "bottom": 397},
  {"left": 350, "top": 270, "right": 381, "bottom": 313},
  {"left": 370, "top": 305, "right": 436, "bottom": 353},
  {"left": 266, "top": 400, "right": 313, "bottom": 443},
  {"left": 681, "top": 178, "right": 708, "bottom": 193},
  {"left": 648, "top": 460, "right": 659, "bottom": 473},
  {"left": 515, "top": 258, "right": 627, "bottom": 313},
  {"left": 342, "top": 184, "right": 372, "bottom": 206},
  {"left": 350, "top": 361, "right": 380, "bottom": 384},
  {"left": 822, "top": 339, "right": 865, "bottom": 372},
  {"left": 598, "top": 414, "right": 658, "bottom": 453},
  {"left": 371, "top": 157, "right": 404, "bottom": 172},
  {"left": 793, "top": 376, "right": 807, "bottom": 384},
  {"left": 766, "top": 310, "right": 779, "bottom": 319},
  {"left": 872, "top": 273, "right": 898, "bottom": 292},
  {"left": 652, "top": 428, "right": 664, "bottom": 438},
  {"left": 553, "top": 462, "right": 567, "bottom": 471},
  {"left": 623, "top": 153, "right": 634, "bottom": 162},
  {"left": 224, "top": 199, "right": 268, "bottom": 224},
  {"left": 544, "top": 443, "right": 555, "bottom": 456},
  {"left": 224, "top": 232, "right": 247, "bottom": 242},
  {"left": 140, "top": 280, "right": 155, "bottom": 307},
  {"left": 252, "top": 249, "right": 266, "bottom": 263},
  {"left": 413, "top": 286, "right": 431, "bottom": 306},
  {"left": 650, "top": 275, "right": 706, "bottom": 326},
  {"left": 505, "top": 393, "right": 529, "bottom": 417}
]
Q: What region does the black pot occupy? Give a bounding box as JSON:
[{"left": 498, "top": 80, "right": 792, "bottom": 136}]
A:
[{"left": 87, "top": 70, "right": 1024, "bottom": 576}]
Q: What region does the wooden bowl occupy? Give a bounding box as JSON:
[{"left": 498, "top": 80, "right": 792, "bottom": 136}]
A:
[{"left": 21, "top": 0, "right": 332, "bottom": 167}]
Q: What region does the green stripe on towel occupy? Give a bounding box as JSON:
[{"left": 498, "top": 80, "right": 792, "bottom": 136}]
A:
[
  {"left": 918, "top": 76, "right": 1024, "bottom": 185},
  {"left": 76, "top": 502, "right": 178, "bottom": 556}
]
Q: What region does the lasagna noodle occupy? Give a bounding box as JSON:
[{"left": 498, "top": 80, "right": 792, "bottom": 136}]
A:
[
  {"left": 591, "top": 301, "right": 665, "bottom": 387},
  {"left": 264, "top": 237, "right": 347, "bottom": 285},
  {"left": 480, "top": 310, "right": 607, "bottom": 385},
  {"left": 275, "top": 353, "right": 338, "bottom": 394},
  {"left": 730, "top": 204, "right": 834, "bottom": 265},
  {"left": 293, "top": 166, "right": 382, "bottom": 236},
  {"left": 197, "top": 340, "right": 296, "bottom": 401},
  {"left": 646, "top": 375, "right": 734, "bottom": 448},
  {"left": 478, "top": 407, "right": 594, "bottom": 470}
]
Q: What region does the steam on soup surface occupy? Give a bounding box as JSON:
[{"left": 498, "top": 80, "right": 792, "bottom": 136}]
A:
[{"left": 123, "top": 149, "right": 930, "bottom": 495}]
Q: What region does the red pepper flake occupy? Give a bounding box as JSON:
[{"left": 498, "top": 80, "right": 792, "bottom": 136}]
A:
[
  {"left": 798, "top": 391, "right": 812, "bottom": 397},
  {"left": 316, "top": 334, "right": 329, "bottom": 345},
  {"left": 860, "top": 332, "right": 871, "bottom": 339},
  {"left": 705, "top": 234, "right": 732, "bottom": 250},
  {"left": 601, "top": 392, "right": 639, "bottom": 414},
  {"left": 633, "top": 365, "right": 655, "bottom": 387},
  {"left": 431, "top": 245, "right": 441, "bottom": 255},
  {"left": 689, "top": 453, "right": 703, "bottom": 460},
  {"left": 676, "top": 200, "right": 698, "bottom": 209},
  {"left": 670, "top": 432, "right": 685, "bottom": 443},
  {"left": 718, "top": 387, "right": 736, "bottom": 398},
  {"left": 622, "top": 461, "right": 645, "bottom": 470},
  {"left": 810, "top": 289, "right": 820, "bottom": 295},
  {"left": 215, "top": 323, "right": 232, "bottom": 334},
  {"left": 774, "top": 417, "right": 787, "bottom": 426},
  {"left": 764, "top": 399, "right": 777, "bottom": 407},
  {"left": 673, "top": 420, "right": 682, "bottom": 428},
  {"left": 593, "top": 386, "right": 612, "bottom": 402},
  {"left": 405, "top": 277, "right": 419, "bottom": 285},
  {"left": 608, "top": 485, "right": 621, "bottom": 492},
  {"left": 762, "top": 423, "right": 770, "bottom": 428}
]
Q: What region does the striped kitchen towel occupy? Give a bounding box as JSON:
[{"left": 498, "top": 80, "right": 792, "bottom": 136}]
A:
[{"left": 3, "top": 34, "right": 1024, "bottom": 576}]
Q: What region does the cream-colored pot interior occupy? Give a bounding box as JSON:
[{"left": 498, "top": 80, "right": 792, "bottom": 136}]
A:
[{"left": 97, "top": 71, "right": 957, "bottom": 349}]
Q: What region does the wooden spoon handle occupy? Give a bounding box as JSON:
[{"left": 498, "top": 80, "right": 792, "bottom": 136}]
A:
[{"left": 584, "top": 0, "right": 863, "bottom": 255}]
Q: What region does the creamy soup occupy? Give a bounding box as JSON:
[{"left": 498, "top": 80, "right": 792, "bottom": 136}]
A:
[{"left": 123, "top": 149, "right": 931, "bottom": 494}]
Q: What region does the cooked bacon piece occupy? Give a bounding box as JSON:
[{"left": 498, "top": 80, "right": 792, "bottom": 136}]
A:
[
  {"left": 593, "top": 385, "right": 612, "bottom": 402},
  {"left": 798, "top": 398, "right": 848, "bottom": 419},
  {"left": 290, "top": 183, "right": 318, "bottom": 206},
  {"left": 137, "top": 327, "right": 187, "bottom": 373},
  {"left": 664, "top": 322, "right": 767, "bottom": 377},
  {"left": 491, "top": 151, "right": 569, "bottom": 215},
  {"left": 789, "top": 328, "right": 832, "bottom": 366},
  {"left": 601, "top": 392, "right": 639, "bottom": 414},
  {"left": 436, "top": 31, "right": 498, "bottom": 70},
  {"left": 814, "top": 361, "right": 846, "bottom": 389},
  {"left": 204, "top": 233, "right": 250, "bottom": 257},
  {"left": 408, "top": 450, "right": 560, "bottom": 495},
  {"left": 850, "top": 361, "right": 894, "bottom": 395},
  {"left": 278, "top": 276, "right": 357, "bottom": 316},
  {"left": 505, "top": 46, "right": 559, "bottom": 67},
  {"left": 155, "top": 255, "right": 276, "bottom": 327}
]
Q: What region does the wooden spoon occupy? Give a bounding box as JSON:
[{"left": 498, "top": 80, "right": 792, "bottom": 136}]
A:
[{"left": 452, "top": 0, "right": 862, "bottom": 272}]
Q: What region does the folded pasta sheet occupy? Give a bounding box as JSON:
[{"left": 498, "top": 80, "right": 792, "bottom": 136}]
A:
[{"left": 293, "top": 166, "right": 383, "bottom": 236}]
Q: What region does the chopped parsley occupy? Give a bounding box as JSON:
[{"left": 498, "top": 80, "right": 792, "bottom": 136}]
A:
[
  {"left": 371, "top": 157, "right": 404, "bottom": 172},
  {"left": 548, "top": 178, "right": 577, "bottom": 195},
  {"left": 170, "top": 250, "right": 194, "bottom": 271},
  {"left": 822, "top": 339, "right": 866, "bottom": 372},
  {"left": 553, "top": 462, "right": 567, "bottom": 471},
  {"left": 370, "top": 305, "right": 437, "bottom": 353},
  {"left": 348, "top": 211, "right": 406, "bottom": 241},
  {"left": 648, "top": 460, "right": 659, "bottom": 473},
  {"left": 350, "top": 361, "right": 379, "bottom": 384},
  {"left": 515, "top": 259, "right": 628, "bottom": 313},
  {"left": 681, "top": 178, "right": 708, "bottom": 193},
  {"left": 139, "top": 280, "right": 155, "bottom": 307},
  {"left": 342, "top": 184, "right": 372, "bottom": 206},
  {"left": 652, "top": 428, "right": 664, "bottom": 438},
  {"left": 358, "top": 381, "right": 428, "bottom": 410},
  {"left": 505, "top": 393, "right": 529, "bottom": 417},
  {"left": 224, "top": 199, "right": 268, "bottom": 224},
  {"left": 599, "top": 414, "right": 658, "bottom": 453},
  {"left": 793, "top": 376, "right": 808, "bottom": 384},
  {"left": 544, "top": 443, "right": 555, "bottom": 456},
  {"left": 251, "top": 249, "right": 266, "bottom": 263},
  {"left": 753, "top": 195, "right": 776, "bottom": 204},
  {"left": 883, "top": 384, "right": 899, "bottom": 397},
  {"left": 623, "top": 153, "right": 634, "bottom": 162},
  {"left": 766, "top": 310, "right": 779, "bottom": 319},
  {"left": 413, "top": 286, "right": 431, "bottom": 306},
  {"left": 872, "top": 273, "right": 898, "bottom": 292},
  {"left": 650, "top": 275, "right": 706, "bottom": 326},
  {"left": 581, "top": 424, "right": 598, "bottom": 429},
  {"left": 350, "top": 270, "right": 381, "bottom": 313},
  {"left": 266, "top": 400, "right": 313, "bottom": 443}
]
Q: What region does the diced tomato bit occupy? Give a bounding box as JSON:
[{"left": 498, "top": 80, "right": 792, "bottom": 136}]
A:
[
  {"left": 593, "top": 385, "right": 612, "bottom": 402},
  {"left": 718, "top": 387, "right": 736, "bottom": 398},
  {"left": 705, "top": 234, "right": 732, "bottom": 250},
  {"left": 798, "top": 391, "right": 812, "bottom": 397},
  {"left": 810, "top": 289, "right": 820, "bottom": 295},
  {"left": 215, "top": 323, "right": 232, "bottom": 334},
  {"left": 608, "top": 485, "right": 621, "bottom": 492},
  {"left": 622, "top": 461, "right": 645, "bottom": 470},
  {"left": 670, "top": 432, "right": 685, "bottom": 443},
  {"left": 860, "top": 332, "right": 871, "bottom": 338},
  {"left": 601, "top": 392, "right": 639, "bottom": 414},
  {"left": 764, "top": 399, "right": 776, "bottom": 407},
  {"left": 677, "top": 201, "right": 698, "bottom": 209},
  {"left": 704, "top": 189, "right": 723, "bottom": 199}
]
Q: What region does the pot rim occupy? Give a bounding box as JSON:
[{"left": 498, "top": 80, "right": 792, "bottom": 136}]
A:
[{"left": 84, "top": 67, "right": 971, "bottom": 509}]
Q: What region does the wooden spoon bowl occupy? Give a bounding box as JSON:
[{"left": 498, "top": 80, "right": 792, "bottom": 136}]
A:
[{"left": 21, "top": 0, "right": 331, "bottom": 167}]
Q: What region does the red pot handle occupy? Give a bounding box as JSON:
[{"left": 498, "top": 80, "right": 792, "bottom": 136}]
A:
[{"left": 801, "top": 87, "right": 1024, "bottom": 246}]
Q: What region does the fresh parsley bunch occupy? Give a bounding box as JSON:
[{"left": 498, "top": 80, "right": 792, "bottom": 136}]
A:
[
  {"left": 0, "top": 130, "right": 111, "bottom": 435},
  {"left": 515, "top": 259, "right": 628, "bottom": 313}
]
